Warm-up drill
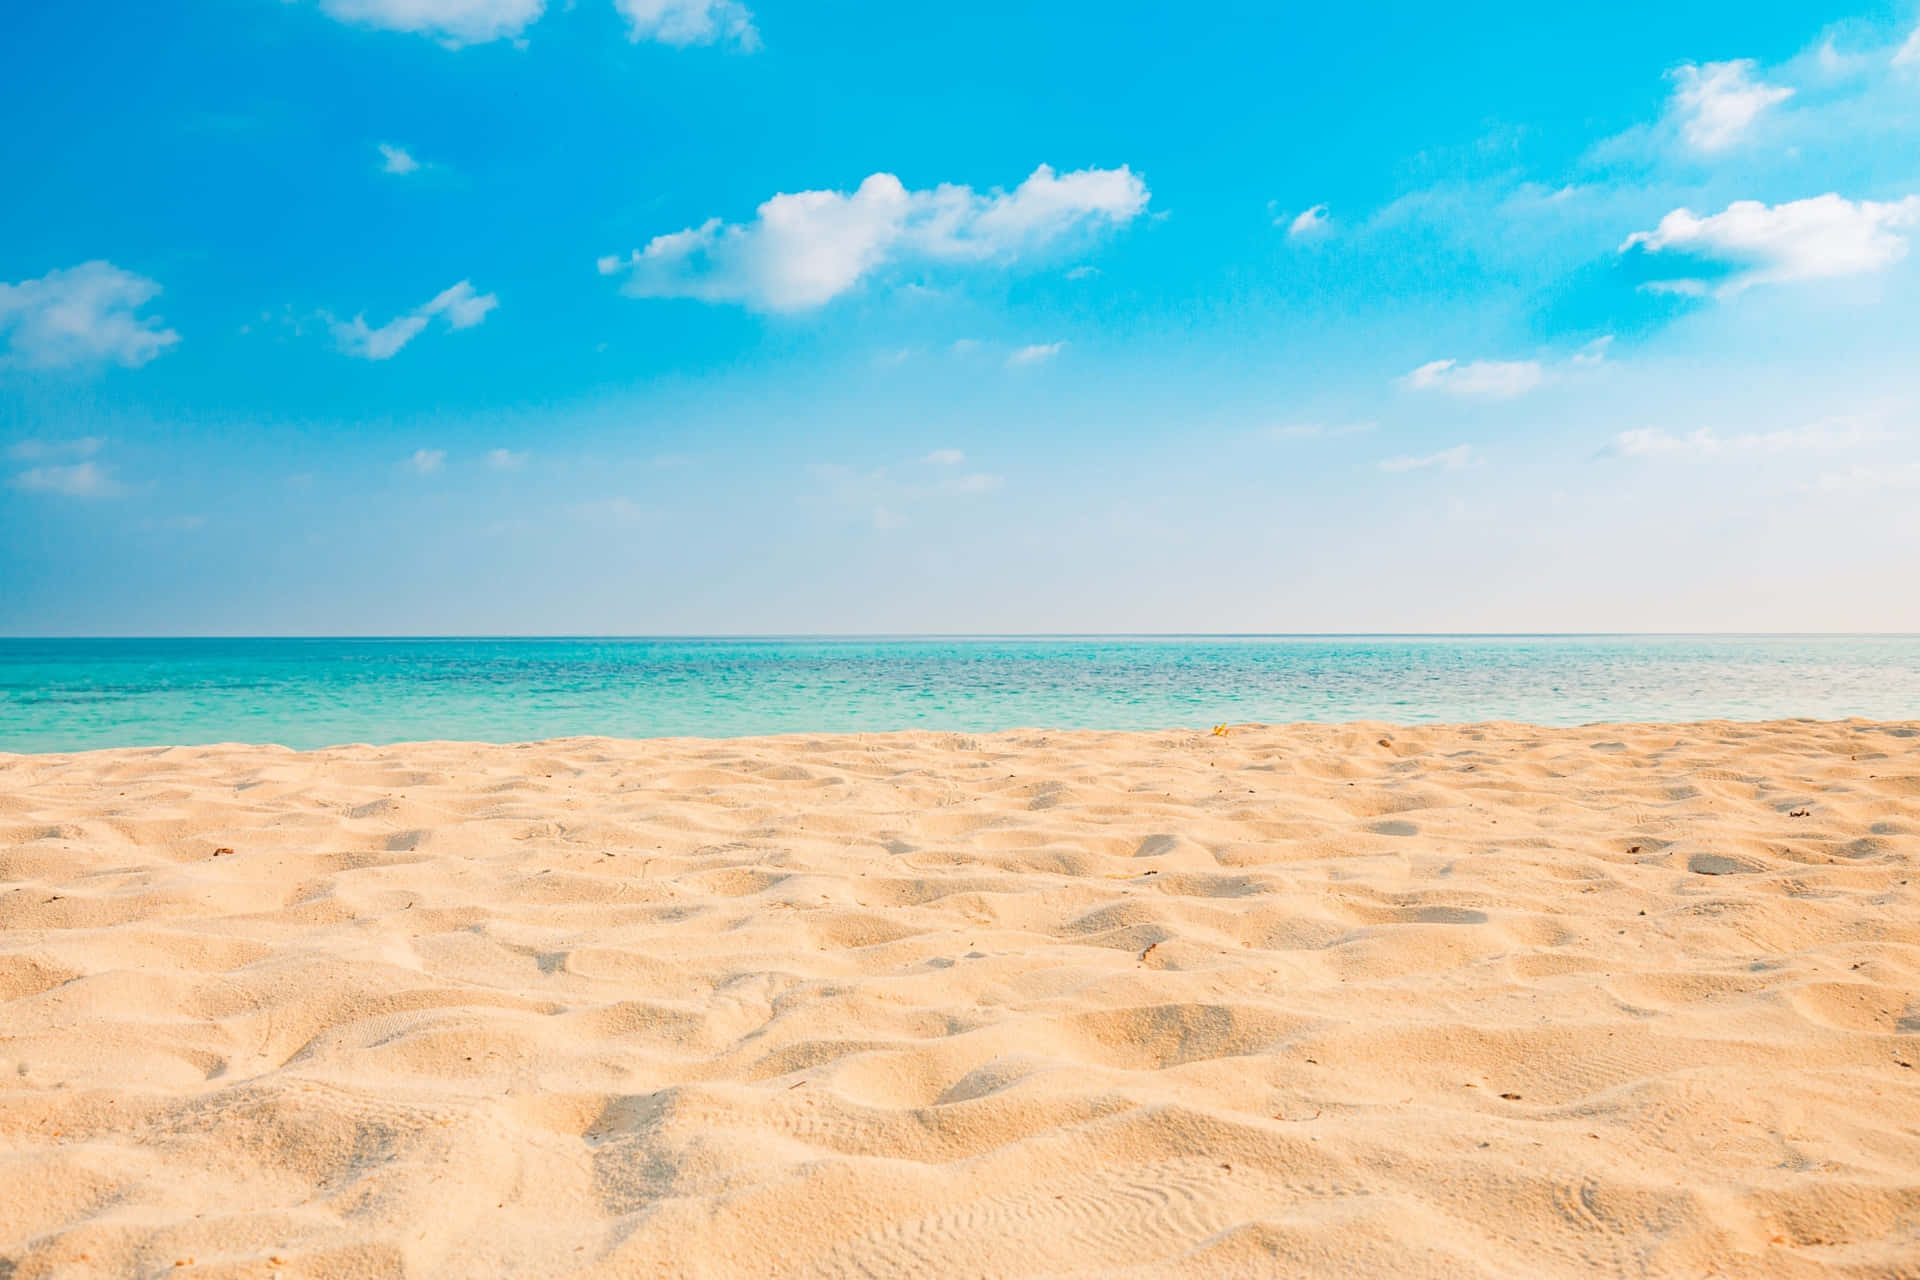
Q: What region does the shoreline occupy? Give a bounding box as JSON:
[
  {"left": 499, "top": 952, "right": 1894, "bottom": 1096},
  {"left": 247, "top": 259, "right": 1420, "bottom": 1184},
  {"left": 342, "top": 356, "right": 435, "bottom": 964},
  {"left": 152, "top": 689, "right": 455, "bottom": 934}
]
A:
[
  {"left": 4, "top": 720, "right": 1919, "bottom": 1274},
  {"left": 5, "top": 713, "right": 1916, "bottom": 760}
]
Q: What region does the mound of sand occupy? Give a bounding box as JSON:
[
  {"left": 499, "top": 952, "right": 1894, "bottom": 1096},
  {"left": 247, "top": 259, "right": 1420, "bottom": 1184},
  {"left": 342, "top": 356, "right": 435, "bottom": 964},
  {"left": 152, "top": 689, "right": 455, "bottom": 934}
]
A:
[{"left": 3, "top": 720, "right": 1918, "bottom": 1276}]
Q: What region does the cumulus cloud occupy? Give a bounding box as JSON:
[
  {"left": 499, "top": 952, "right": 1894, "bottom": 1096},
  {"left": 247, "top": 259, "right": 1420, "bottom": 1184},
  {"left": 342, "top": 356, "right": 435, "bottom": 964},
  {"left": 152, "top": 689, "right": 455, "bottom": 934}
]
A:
[
  {"left": 1667, "top": 60, "right": 1793, "bottom": 152},
  {"left": 10, "top": 461, "right": 118, "bottom": 497},
  {"left": 923, "top": 449, "right": 965, "bottom": 465},
  {"left": 1401, "top": 358, "right": 1545, "bottom": 399},
  {"left": 408, "top": 448, "right": 446, "bottom": 474},
  {"left": 1612, "top": 420, "right": 1886, "bottom": 458},
  {"left": 485, "top": 448, "right": 527, "bottom": 470},
  {"left": 318, "top": 0, "right": 546, "bottom": 46},
  {"left": 0, "top": 262, "right": 180, "bottom": 369},
  {"left": 1378, "top": 445, "right": 1473, "bottom": 473},
  {"left": 1621, "top": 194, "right": 1920, "bottom": 296},
  {"left": 378, "top": 143, "right": 420, "bottom": 174},
  {"left": 1006, "top": 341, "right": 1064, "bottom": 367},
  {"left": 1285, "top": 204, "right": 1330, "bottom": 240},
  {"left": 329, "top": 279, "right": 498, "bottom": 359},
  {"left": 598, "top": 164, "right": 1150, "bottom": 311},
  {"left": 613, "top": 0, "right": 757, "bottom": 49}
]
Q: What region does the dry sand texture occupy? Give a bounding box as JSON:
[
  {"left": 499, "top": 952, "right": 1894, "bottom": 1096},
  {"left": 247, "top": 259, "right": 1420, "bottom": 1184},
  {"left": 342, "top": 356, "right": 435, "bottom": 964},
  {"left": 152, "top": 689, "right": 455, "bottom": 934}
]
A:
[{"left": 3, "top": 720, "right": 1920, "bottom": 1277}]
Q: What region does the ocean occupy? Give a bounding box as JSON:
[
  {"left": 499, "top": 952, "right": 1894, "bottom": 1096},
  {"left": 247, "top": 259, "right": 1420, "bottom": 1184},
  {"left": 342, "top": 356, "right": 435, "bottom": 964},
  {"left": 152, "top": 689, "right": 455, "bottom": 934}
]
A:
[{"left": 2, "top": 635, "right": 1917, "bottom": 753}]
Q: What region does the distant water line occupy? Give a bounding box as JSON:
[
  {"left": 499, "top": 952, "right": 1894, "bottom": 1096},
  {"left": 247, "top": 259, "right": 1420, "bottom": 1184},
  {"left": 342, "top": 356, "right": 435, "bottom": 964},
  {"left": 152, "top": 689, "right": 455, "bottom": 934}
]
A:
[{"left": 2, "top": 636, "right": 1918, "bottom": 753}]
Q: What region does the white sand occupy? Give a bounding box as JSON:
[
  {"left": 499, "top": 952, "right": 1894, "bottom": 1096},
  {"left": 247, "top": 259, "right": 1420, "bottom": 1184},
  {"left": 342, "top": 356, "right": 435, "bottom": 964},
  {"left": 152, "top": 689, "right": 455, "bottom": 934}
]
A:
[{"left": 3, "top": 720, "right": 1919, "bottom": 1277}]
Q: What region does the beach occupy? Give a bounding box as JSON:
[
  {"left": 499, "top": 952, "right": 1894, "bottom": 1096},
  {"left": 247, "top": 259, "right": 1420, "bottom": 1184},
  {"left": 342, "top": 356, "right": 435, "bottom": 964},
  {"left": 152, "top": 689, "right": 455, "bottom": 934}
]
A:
[{"left": 3, "top": 718, "right": 1918, "bottom": 1276}]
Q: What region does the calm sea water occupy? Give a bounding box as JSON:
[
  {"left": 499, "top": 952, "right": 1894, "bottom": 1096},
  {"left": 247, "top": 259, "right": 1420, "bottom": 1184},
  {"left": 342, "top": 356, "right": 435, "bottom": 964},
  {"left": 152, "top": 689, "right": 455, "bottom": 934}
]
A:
[{"left": 1, "top": 636, "right": 1917, "bottom": 753}]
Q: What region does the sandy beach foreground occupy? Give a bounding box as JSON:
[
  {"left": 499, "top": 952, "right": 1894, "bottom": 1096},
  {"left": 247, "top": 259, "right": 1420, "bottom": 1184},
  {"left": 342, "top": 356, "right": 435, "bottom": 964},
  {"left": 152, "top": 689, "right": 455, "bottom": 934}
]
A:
[{"left": 3, "top": 722, "right": 1918, "bottom": 1277}]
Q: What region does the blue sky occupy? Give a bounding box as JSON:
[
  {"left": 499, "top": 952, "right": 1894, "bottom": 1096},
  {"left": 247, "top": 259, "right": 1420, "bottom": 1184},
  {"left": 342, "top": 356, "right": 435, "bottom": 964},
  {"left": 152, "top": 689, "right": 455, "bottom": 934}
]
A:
[{"left": 3, "top": 0, "right": 1919, "bottom": 634}]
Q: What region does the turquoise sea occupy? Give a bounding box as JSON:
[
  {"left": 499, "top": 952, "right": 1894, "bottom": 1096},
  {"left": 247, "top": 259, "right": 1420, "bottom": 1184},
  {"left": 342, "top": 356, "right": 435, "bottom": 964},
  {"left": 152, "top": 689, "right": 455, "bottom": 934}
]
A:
[{"left": 2, "top": 636, "right": 1917, "bottom": 753}]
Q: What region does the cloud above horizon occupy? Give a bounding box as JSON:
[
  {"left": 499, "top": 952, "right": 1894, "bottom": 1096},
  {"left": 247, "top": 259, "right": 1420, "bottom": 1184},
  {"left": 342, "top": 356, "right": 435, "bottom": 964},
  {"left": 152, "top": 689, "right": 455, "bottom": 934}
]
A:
[
  {"left": 1621, "top": 194, "right": 1920, "bottom": 296},
  {"left": 598, "top": 164, "right": 1150, "bottom": 311},
  {"left": 329, "top": 280, "right": 498, "bottom": 360},
  {"left": 1612, "top": 420, "right": 1887, "bottom": 459},
  {"left": 0, "top": 261, "right": 181, "bottom": 370}
]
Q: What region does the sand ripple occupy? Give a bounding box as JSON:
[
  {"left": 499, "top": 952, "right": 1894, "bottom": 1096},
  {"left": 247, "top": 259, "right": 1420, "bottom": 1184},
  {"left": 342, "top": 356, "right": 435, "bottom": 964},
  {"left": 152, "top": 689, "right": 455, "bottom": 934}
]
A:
[{"left": 3, "top": 721, "right": 1920, "bottom": 1276}]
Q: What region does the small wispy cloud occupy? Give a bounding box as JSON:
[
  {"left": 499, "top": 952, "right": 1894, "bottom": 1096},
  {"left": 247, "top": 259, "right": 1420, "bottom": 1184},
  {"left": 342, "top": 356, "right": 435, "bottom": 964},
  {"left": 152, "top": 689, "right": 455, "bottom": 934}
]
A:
[
  {"left": 485, "top": 448, "right": 527, "bottom": 470},
  {"left": 942, "top": 471, "right": 1002, "bottom": 495},
  {"left": 378, "top": 142, "right": 421, "bottom": 174},
  {"left": 923, "top": 448, "right": 965, "bottom": 465},
  {"left": 1006, "top": 341, "right": 1063, "bottom": 367},
  {"left": 408, "top": 448, "right": 446, "bottom": 475},
  {"left": 11, "top": 460, "right": 118, "bottom": 497},
  {"left": 1285, "top": 204, "right": 1330, "bottom": 240},
  {"left": 330, "top": 279, "right": 498, "bottom": 360},
  {"left": 1378, "top": 445, "right": 1473, "bottom": 473},
  {"left": 1400, "top": 358, "right": 1545, "bottom": 399},
  {"left": 1065, "top": 265, "right": 1101, "bottom": 280},
  {"left": 1897, "top": 25, "right": 1920, "bottom": 68},
  {"left": 1667, "top": 60, "right": 1793, "bottom": 152}
]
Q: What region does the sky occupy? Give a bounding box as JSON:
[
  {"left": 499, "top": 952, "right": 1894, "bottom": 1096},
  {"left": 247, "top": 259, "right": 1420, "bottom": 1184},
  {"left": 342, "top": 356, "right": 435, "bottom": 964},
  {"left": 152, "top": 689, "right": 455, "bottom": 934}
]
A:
[{"left": 3, "top": 0, "right": 1919, "bottom": 635}]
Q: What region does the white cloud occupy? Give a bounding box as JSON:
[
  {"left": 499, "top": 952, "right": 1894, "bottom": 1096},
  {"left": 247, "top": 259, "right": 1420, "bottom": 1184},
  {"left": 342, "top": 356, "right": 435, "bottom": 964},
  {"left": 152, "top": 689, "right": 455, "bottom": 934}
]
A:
[
  {"left": 379, "top": 143, "right": 420, "bottom": 174},
  {"left": 923, "top": 449, "right": 965, "bottom": 465},
  {"left": 318, "top": 0, "right": 546, "bottom": 46},
  {"left": 1401, "top": 358, "right": 1545, "bottom": 399},
  {"left": 11, "top": 461, "right": 117, "bottom": 497},
  {"left": 1613, "top": 420, "right": 1886, "bottom": 458},
  {"left": 422, "top": 280, "right": 498, "bottom": 328},
  {"left": 1570, "top": 335, "right": 1613, "bottom": 366},
  {"left": 329, "top": 279, "right": 497, "bottom": 359},
  {"left": 1006, "top": 341, "right": 1064, "bottom": 367},
  {"left": 486, "top": 448, "right": 527, "bottom": 470},
  {"left": 613, "top": 0, "right": 758, "bottom": 50},
  {"left": 408, "top": 448, "right": 446, "bottom": 474},
  {"left": 1379, "top": 445, "right": 1474, "bottom": 473},
  {"left": 1065, "top": 265, "right": 1100, "bottom": 280},
  {"left": 0, "top": 261, "right": 180, "bottom": 369},
  {"left": 1286, "top": 204, "right": 1330, "bottom": 240},
  {"left": 599, "top": 164, "right": 1150, "bottom": 311},
  {"left": 1668, "top": 60, "right": 1793, "bottom": 152},
  {"left": 1621, "top": 194, "right": 1920, "bottom": 295},
  {"left": 332, "top": 312, "right": 430, "bottom": 360},
  {"left": 1895, "top": 25, "right": 1919, "bottom": 68}
]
